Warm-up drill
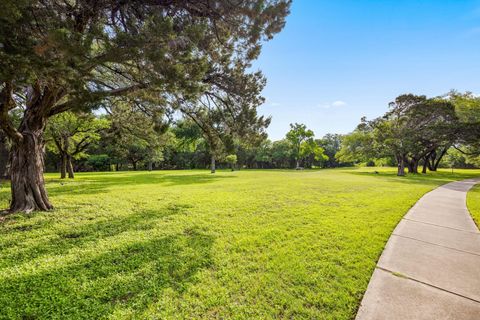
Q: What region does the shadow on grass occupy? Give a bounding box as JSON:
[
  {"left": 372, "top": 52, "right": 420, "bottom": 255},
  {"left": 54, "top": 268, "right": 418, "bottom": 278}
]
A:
[
  {"left": 0, "top": 227, "right": 214, "bottom": 319},
  {"left": 0, "top": 205, "right": 193, "bottom": 266},
  {"left": 47, "top": 173, "right": 237, "bottom": 197}
]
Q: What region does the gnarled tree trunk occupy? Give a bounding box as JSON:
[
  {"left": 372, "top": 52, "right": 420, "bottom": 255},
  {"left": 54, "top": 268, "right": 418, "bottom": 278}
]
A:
[{"left": 10, "top": 127, "right": 53, "bottom": 213}]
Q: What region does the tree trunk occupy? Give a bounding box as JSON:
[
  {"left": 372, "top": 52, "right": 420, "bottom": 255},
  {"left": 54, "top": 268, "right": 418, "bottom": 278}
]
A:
[
  {"left": 67, "top": 155, "right": 74, "bottom": 179},
  {"left": 9, "top": 129, "right": 53, "bottom": 213},
  {"left": 132, "top": 161, "right": 137, "bottom": 171},
  {"left": 422, "top": 158, "right": 428, "bottom": 174},
  {"left": 432, "top": 148, "right": 448, "bottom": 171},
  {"left": 296, "top": 159, "right": 300, "bottom": 169},
  {"left": 397, "top": 156, "right": 406, "bottom": 176},
  {"left": 0, "top": 132, "right": 9, "bottom": 179},
  {"left": 148, "top": 161, "right": 153, "bottom": 171},
  {"left": 60, "top": 153, "right": 67, "bottom": 179},
  {"left": 210, "top": 155, "right": 216, "bottom": 173},
  {"left": 407, "top": 159, "right": 418, "bottom": 174}
]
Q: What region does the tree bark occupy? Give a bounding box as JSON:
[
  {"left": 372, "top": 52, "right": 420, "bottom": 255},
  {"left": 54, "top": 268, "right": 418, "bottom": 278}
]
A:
[
  {"left": 9, "top": 129, "right": 53, "bottom": 213},
  {"left": 60, "top": 153, "right": 67, "bottom": 179},
  {"left": 0, "top": 132, "right": 9, "bottom": 179},
  {"left": 397, "top": 156, "right": 406, "bottom": 176},
  {"left": 422, "top": 157, "right": 428, "bottom": 174},
  {"left": 67, "top": 155, "right": 74, "bottom": 179},
  {"left": 432, "top": 148, "right": 448, "bottom": 171},
  {"left": 148, "top": 161, "right": 153, "bottom": 171},
  {"left": 210, "top": 155, "right": 216, "bottom": 173},
  {"left": 407, "top": 158, "right": 418, "bottom": 174}
]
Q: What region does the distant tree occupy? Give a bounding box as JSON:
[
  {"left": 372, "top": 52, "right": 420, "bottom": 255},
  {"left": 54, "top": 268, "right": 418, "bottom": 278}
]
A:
[
  {"left": 317, "top": 134, "right": 344, "bottom": 167},
  {"left": 335, "top": 124, "right": 376, "bottom": 165},
  {"left": 46, "top": 112, "right": 109, "bottom": 178},
  {"left": 446, "top": 91, "right": 480, "bottom": 162},
  {"left": 300, "top": 139, "right": 327, "bottom": 168},
  {"left": 366, "top": 95, "right": 458, "bottom": 175},
  {"left": 271, "top": 139, "right": 294, "bottom": 168},
  {"left": 286, "top": 123, "right": 315, "bottom": 168},
  {"left": 226, "top": 154, "right": 238, "bottom": 171},
  {"left": 102, "top": 103, "right": 168, "bottom": 171},
  {"left": 254, "top": 140, "right": 273, "bottom": 168}
]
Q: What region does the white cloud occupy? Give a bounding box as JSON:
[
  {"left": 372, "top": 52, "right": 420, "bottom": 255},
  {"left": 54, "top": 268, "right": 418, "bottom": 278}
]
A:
[
  {"left": 270, "top": 102, "right": 281, "bottom": 107},
  {"left": 331, "top": 100, "right": 347, "bottom": 107},
  {"left": 319, "top": 100, "right": 347, "bottom": 109}
]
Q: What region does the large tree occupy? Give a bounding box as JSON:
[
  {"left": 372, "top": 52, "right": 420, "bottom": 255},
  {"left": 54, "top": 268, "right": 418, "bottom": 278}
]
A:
[{"left": 0, "top": 0, "right": 290, "bottom": 212}]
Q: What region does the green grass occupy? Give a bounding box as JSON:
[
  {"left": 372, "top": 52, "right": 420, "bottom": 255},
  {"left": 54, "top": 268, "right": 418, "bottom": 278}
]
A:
[
  {"left": 0, "top": 168, "right": 479, "bottom": 319},
  {"left": 467, "top": 183, "right": 480, "bottom": 228}
]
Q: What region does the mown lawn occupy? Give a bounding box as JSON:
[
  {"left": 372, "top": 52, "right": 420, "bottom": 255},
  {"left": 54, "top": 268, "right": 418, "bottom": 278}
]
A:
[
  {"left": 0, "top": 168, "right": 479, "bottom": 319},
  {"left": 467, "top": 183, "right": 480, "bottom": 228}
]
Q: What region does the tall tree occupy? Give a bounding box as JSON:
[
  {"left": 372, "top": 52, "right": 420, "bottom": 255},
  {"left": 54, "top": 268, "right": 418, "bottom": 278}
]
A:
[{"left": 0, "top": 0, "right": 290, "bottom": 212}]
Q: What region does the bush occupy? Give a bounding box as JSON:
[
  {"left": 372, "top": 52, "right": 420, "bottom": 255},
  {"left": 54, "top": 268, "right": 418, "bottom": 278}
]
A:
[{"left": 86, "top": 154, "right": 111, "bottom": 171}]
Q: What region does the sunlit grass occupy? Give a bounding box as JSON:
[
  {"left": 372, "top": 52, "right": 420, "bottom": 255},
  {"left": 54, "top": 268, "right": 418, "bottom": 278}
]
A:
[
  {"left": 467, "top": 183, "right": 480, "bottom": 228},
  {"left": 0, "top": 168, "right": 479, "bottom": 319}
]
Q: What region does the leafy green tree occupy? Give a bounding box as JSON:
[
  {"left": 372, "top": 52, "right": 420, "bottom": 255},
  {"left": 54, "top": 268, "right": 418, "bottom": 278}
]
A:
[
  {"left": 0, "top": 0, "right": 290, "bottom": 212},
  {"left": 446, "top": 91, "right": 480, "bottom": 162},
  {"left": 286, "top": 123, "right": 317, "bottom": 168},
  {"left": 336, "top": 128, "right": 376, "bottom": 165},
  {"left": 356, "top": 95, "right": 459, "bottom": 176},
  {"left": 254, "top": 140, "right": 274, "bottom": 168},
  {"left": 317, "top": 134, "right": 344, "bottom": 167},
  {"left": 102, "top": 103, "right": 168, "bottom": 171},
  {"left": 271, "top": 139, "right": 294, "bottom": 168},
  {"left": 46, "top": 112, "right": 109, "bottom": 179},
  {"left": 299, "top": 139, "right": 327, "bottom": 168},
  {"left": 225, "top": 154, "right": 238, "bottom": 171}
]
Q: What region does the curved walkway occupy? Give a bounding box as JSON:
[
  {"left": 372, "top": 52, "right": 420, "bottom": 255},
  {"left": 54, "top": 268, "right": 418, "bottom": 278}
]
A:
[{"left": 356, "top": 178, "right": 480, "bottom": 320}]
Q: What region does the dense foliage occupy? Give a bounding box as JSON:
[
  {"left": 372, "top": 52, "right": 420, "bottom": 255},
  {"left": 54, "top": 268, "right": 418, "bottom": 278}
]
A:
[
  {"left": 337, "top": 92, "right": 480, "bottom": 175},
  {"left": 0, "top": 0, "right": 291, "bottom": 212}
]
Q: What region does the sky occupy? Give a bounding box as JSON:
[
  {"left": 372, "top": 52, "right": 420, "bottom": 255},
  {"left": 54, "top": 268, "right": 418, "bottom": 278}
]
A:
[{"left": 253, "top": 0, "right": 480, "bottom": 140}]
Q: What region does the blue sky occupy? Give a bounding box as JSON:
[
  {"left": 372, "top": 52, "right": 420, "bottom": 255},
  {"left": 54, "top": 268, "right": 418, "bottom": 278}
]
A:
[{"left": 254, "top": 0, "right": 480, "bottom": 140}]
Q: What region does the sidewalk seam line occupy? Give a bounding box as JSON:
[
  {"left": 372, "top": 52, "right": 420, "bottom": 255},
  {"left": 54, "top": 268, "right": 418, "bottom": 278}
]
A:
[
  {"left": 375, "top": 266, "right": 480, "bottom": 305},
  {"left": 390, "top": 233, "right": 480, "bottom": 257},
  {"left": 402, "top": 218, "right": 479, "bottom": 234}
]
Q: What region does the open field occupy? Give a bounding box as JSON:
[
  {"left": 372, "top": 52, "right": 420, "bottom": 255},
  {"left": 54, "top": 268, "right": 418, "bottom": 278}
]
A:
[
  {"left": 0, "top": 168, "right": 479, "bottom": 319},
  {"left": 467, "top": 184, "right": 480, "bottom": 228}
]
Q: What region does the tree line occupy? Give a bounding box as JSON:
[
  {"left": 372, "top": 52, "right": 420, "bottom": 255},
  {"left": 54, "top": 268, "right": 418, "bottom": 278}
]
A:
[
  {"left": 337, "top": 91, "right": 480, "bottom": 176},
  {"left": 0, "top": 113, "right": 351, "bottom": 177}
]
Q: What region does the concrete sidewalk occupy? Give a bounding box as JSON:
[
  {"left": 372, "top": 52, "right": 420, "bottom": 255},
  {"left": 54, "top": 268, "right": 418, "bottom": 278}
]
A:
[{"left": 356, "top": 178, "right": 480, "bottom": 320}]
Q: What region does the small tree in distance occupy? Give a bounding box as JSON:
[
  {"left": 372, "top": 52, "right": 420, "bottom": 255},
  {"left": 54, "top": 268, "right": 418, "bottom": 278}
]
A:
[
  {"left": 226, "top": 155, "right": 238, "bottom": 171},
  {"left": 286, "top": 123, "right": 326, "bottom": 168}
]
